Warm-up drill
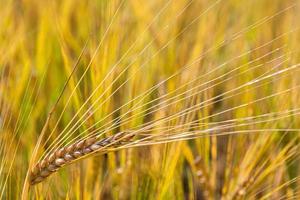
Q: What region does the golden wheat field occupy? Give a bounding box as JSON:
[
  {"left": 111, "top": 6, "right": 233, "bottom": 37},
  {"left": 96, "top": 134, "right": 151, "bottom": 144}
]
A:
[{"left": 1, "top": 0, "right": 300, "bottom": 199}]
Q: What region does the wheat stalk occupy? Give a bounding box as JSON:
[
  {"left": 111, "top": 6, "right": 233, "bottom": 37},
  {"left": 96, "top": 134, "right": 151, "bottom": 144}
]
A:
[{"left": 29, "top": 132, "right": 135, "bottom": 185}]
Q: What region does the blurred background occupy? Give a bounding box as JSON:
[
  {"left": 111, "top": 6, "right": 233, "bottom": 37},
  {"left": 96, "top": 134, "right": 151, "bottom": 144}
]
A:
[{"left": 1, "top": 0, "right": 300, "bottom": 199}]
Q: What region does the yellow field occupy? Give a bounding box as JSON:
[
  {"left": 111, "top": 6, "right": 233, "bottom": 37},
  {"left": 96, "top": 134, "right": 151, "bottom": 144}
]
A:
[{"left": 1, "top": 0, "right": 300, "bottom": 199}]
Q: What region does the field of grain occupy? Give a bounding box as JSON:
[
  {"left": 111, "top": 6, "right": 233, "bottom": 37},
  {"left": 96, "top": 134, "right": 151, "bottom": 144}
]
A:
[{"left": 1, "top": 0, "right": 300, "bottom": 199}]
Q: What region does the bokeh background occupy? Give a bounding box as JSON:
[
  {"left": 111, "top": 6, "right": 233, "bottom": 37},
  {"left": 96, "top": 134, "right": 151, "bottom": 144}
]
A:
[{"left": 1, "top": 0, "right": 300, "bottom": 199}]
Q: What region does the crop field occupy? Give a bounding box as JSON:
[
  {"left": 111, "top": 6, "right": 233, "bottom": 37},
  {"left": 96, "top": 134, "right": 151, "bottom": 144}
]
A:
[{"left": 0, "top": 0, "right": 300, "bottom": 199}]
